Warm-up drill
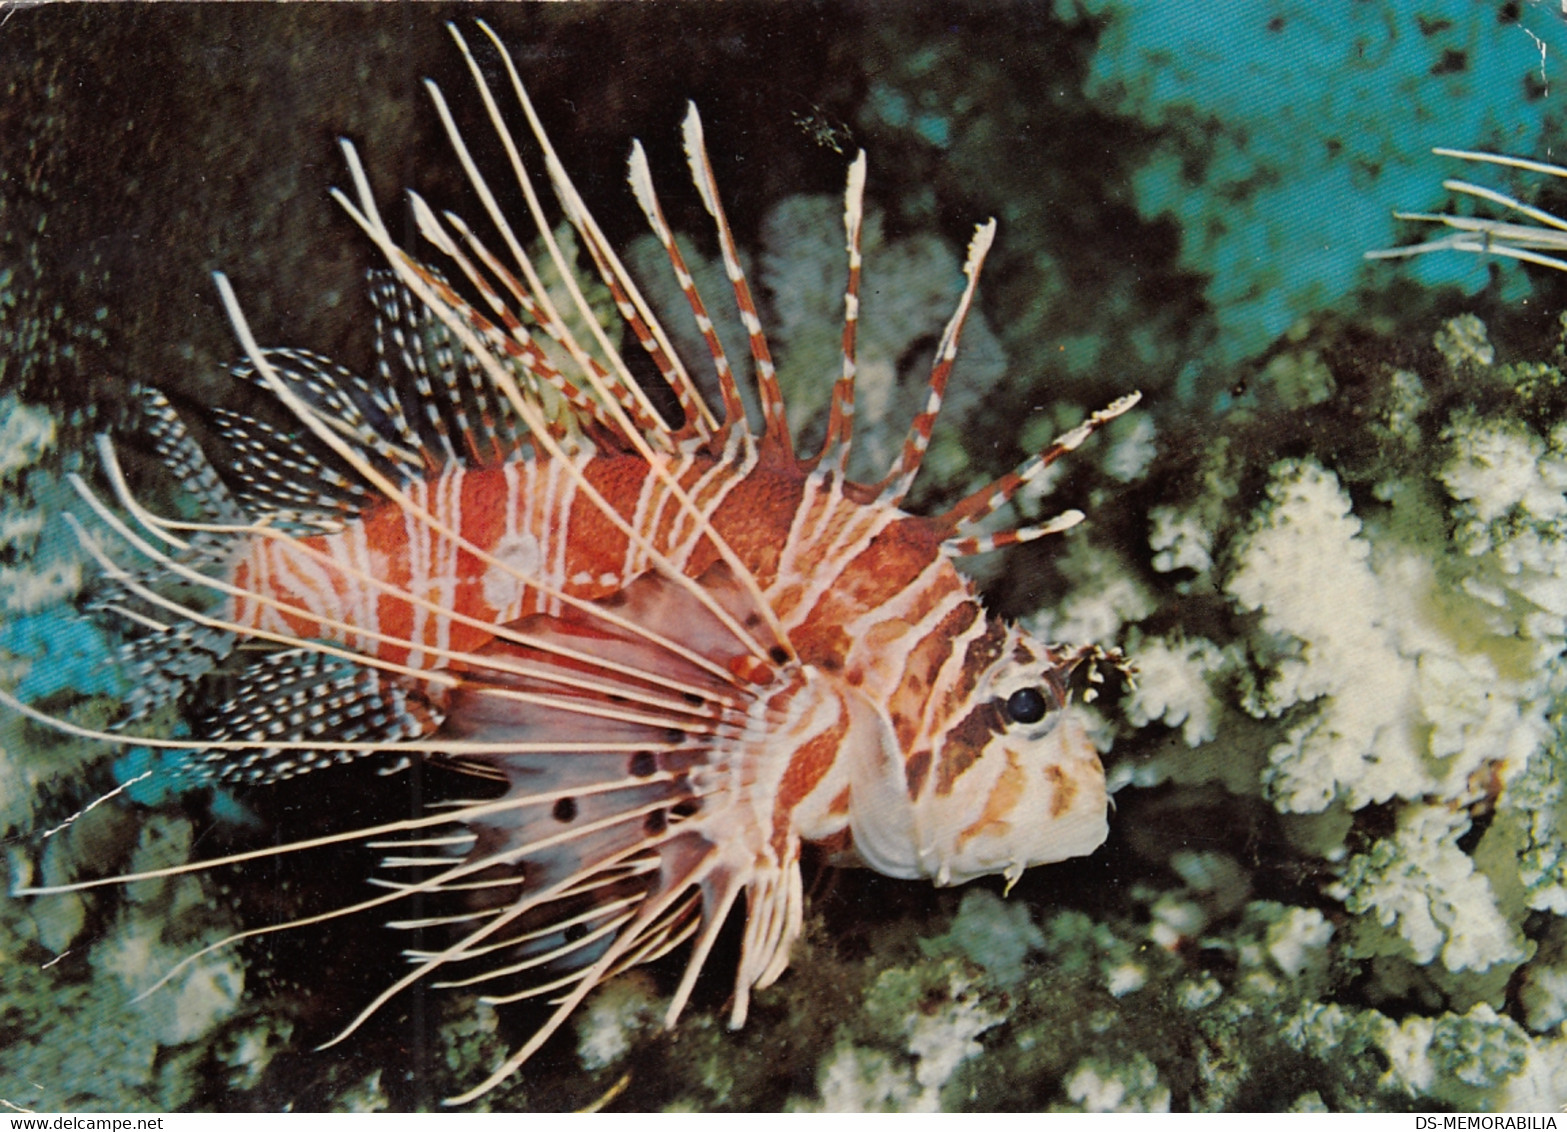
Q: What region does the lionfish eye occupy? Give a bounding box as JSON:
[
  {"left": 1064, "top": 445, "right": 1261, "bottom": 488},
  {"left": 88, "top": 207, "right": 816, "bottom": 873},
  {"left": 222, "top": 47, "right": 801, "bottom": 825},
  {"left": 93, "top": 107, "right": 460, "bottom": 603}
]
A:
[{"left": 1003, "top": 686, "right": 1049, "bottom": 725}]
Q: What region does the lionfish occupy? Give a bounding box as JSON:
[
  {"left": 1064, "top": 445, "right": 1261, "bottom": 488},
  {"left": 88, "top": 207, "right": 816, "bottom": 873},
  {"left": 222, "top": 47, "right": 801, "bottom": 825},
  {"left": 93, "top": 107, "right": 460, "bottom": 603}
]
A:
[{"left": 10, "top": 22, "right": 1139, "bottom": 1104}]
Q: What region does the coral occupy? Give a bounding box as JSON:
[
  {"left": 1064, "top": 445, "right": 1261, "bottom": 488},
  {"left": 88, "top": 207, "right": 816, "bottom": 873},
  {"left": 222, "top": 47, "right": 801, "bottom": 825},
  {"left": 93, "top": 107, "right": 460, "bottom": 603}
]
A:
[
  {"left": 1103, "top": 415, "right": 1159, "bottom": 484},
  {"left": 1434, "top": 313, "right": 1498, "bottom": 370},
  {"left": 792, "top": 956, "right": 1009, "bottom": 1111},
  {"left": 760, "top": 196, "right": 1008, "bottom": 485},
  {"left": 1029, "top": 538, "right": 1157, "bottom": 646},
  {"left": 1015, "top": 305, "right": 1567, "bottom": 1110},
  {"left": 0, "top": 396, "right": 124, "bottom": 834},
  {"left": 13, "top": 2, "right": 1567, "bottom": 1116},
  {"left": 1227, "top": 460, "right": 1443, "bottom": 812},
  {"left": 1064, "top": 1053, "right": 1171, "bottom": 1113},
  {"left": 575, "top": 973, "right": 663, "bottom": 1072},
  {"left": 1282, "top": 1001, "right": 1542, "bottom": 1108},
  {"left": 1331, "top": 803, "right": 1527, "bottom": 974},
  {"left": 1122, "top": 635, "right": 1226, "bottom": 747},
  {"left": 329, "top": 1072, "right": 391, "bottom": 1114},
  {"left": 0, "top": 814, "right": 252, "bottom": 1111},
  {"left": 919, "top": 888, "right": 1045, "bottom": 987},
  {"left": 0, "top": 396, "right": 57, "bottom": 479}
]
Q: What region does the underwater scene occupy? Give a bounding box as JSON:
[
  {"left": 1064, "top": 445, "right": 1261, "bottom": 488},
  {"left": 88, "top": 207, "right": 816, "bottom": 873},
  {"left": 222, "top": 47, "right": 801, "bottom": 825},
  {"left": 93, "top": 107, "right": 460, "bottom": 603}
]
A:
[{"left": 4, "top": 0, "right": 1567, "bottom": 1113}]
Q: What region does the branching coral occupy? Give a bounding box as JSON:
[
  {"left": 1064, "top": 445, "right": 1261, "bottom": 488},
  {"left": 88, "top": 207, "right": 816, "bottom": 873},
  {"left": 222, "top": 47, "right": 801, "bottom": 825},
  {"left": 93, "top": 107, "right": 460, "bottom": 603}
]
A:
[
  {"left": 1228, "top": 461, "right": 1440, "bottom": 812},
  {"left": 0, "top": 397, "right": 121, "bottom": 834},
  {"left": 1003, "top": 304, "right": 1567, "bottom": 1110},
  {"left": 0, "top": 395, "right": 273, "bottom": 1112},
  {"left": 789, "top": 957, "right": 1010, "bottom": 1112},
  {"left": 1123, "top": 635, "right": 1227, "bottom": 748},
  {"left": 1331, "top": 803, "right": 1526, "bottom": 974}
]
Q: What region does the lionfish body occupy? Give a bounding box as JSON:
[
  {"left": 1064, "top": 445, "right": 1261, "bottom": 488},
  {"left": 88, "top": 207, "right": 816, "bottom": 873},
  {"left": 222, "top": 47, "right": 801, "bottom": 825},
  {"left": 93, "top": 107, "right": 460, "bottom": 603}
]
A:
[{"left": 17, "top": 22, "right": 1137, "bottom": 1104}]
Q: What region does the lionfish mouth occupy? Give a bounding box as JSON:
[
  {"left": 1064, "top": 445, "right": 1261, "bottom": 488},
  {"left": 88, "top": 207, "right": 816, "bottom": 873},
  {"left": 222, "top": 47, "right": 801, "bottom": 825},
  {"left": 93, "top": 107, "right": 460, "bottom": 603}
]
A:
[{"left": 7, "top": 19, "right": 1139, "bottom": 1106}]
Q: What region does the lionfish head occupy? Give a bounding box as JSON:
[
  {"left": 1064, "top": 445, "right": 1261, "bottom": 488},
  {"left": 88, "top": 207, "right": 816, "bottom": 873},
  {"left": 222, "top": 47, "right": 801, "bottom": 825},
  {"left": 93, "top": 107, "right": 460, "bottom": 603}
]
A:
[
  {"left": 926, "top": 622, "right": 1107, "bottom": 886},
  {"left": 849, "top": 619, "right": 1108, "bottom": 890}
]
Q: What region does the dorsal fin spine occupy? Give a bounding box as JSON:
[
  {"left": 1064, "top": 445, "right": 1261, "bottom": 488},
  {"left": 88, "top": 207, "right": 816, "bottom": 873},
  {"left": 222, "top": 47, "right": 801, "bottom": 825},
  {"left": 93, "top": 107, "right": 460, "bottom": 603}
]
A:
[
  {"left": 422, "top": 54, "right": 670, "bottom": 448},
  {"left": 819, "top": 149, "right": 868, "bottom": 476},
  {"left": 876, "top": 218, "right": 996, "bottom": 506},
  {"left": 932, "top": 390, "right": 1143, "bottom": 535},
  {"left": 679, "top": 102, "right": 794, "bottom": 464},
  {"left": 628, "top": 139, "right": 749, "bottom": 438},
  {"left": 343, "top": 29, "right": 803, "bottom": 666},
  {"left": 217, "top": 255, "right": 779, "bottom": 685}
]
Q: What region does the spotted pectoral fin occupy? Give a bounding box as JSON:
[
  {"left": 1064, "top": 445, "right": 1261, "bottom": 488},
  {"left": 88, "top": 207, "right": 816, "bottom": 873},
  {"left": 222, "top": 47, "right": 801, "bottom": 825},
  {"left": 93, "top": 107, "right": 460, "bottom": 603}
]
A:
[
  {"left": 370, "top": 564, "right": 792, "bottom": 1072},
  {"left": 367, "top": 268, "right": 531, "bottom": 469},
  {"left": 213, "top": 403, "right": 376, "bottom": 525},
  {"left": 435, "top": 561, "right": 774, "bottom": 885},
  {"left": 111, "top": 621, "right": 237, "bottom": 728},
  {"left": 181, "top": 647, "right": 445, "bottom": 787}
]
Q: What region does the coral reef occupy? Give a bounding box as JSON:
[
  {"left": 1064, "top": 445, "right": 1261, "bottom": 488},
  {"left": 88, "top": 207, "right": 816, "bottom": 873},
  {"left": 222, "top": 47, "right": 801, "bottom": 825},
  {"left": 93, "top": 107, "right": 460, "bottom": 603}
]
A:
[
  {"left": 540, "top": 302, "right": 1567, "bottom": 1111},
  {"left": 9, "top": 1, "right": 1567, "bottom": 1116},
  {"left": 0, "top": 394, "right": 262, "bottom": 1110},
  {"left": 1016, "top": 304, "right": 1567, "bottom": 1112}
]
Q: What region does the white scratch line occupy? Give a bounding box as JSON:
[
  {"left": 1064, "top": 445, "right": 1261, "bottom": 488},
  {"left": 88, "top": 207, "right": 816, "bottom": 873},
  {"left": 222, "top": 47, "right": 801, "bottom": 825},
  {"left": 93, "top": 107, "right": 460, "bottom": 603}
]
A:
[
  {"left": 1523, "top": 24, "right": 1549, "bottom": 92},
  {"left": 41, "top": 770, "right": 154, "bottom": 839}
]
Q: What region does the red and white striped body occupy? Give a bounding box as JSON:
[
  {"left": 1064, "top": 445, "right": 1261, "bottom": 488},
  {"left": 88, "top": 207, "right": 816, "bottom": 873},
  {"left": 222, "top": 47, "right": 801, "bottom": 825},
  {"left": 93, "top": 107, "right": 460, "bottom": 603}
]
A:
[{"left": 227, "top": 441, "right": 1108, "bottom": 889}]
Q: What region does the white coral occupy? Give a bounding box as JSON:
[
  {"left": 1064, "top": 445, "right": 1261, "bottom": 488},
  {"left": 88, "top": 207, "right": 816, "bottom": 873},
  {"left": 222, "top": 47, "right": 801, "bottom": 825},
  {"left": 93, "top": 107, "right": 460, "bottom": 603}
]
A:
[
  {"left": 1226, "top": 460, "right": 1432, "bottom": 811},
  {"left": 1441, "top": 415, "right": 1567, "bottom": 526},
  {"left": 1065, "top": 1053, "right": 1171, "bottom": 1113},
  {"left": 1263, "top": 905, "right": 1335, "bottom": 981},
  {"left": 1224, "top": 458, "right": 1540, "bottom": 814},
  {"left": 1030, "top": 540, "right": 1156, "bottom": 646},
  {"left": 1434, "top": 409, "right": 1567, "bottom": 912},
  {"left": 1330, "top": 804, "right": 1525, "bottom": 973},
  {"left": 810, "top": 1045, "right": 918, "bottom": 1112},
  {"left": 761, "top": 196, "right": 1007, "bottom": 480},
  {"left": 1148, "top": 505, "right": 1214, "bottom": 576},
  {"left": 0, "top": 395, "right": 55, "bottom": 482},
  {"left": 1433, "top": 313, "right": 1495, "bottom": 369},
  {"left": 1441, "top": 415, "right": 1567, "bottom": 652},
  {"left": 1520, "top": 960, "right": 1567, "bottom": 1033},
  {"left": 1125, "top": 635, "right": 1225, "bottom": 746},
  {"left": 801, "top": 963, "right": 1005, "bottom": 1112},
  {"left": 575, "top": 974, "right": 661, "bottom": 1071},
  {"left": 904, "top": 971, "right": 1006, "bottom": 1101},
  {"left": 1104, "top": 414, "right": 1157, "bottom": 483},
  {"left": 1377, "top": 368, "right": 1429, "bottom": 442}
]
